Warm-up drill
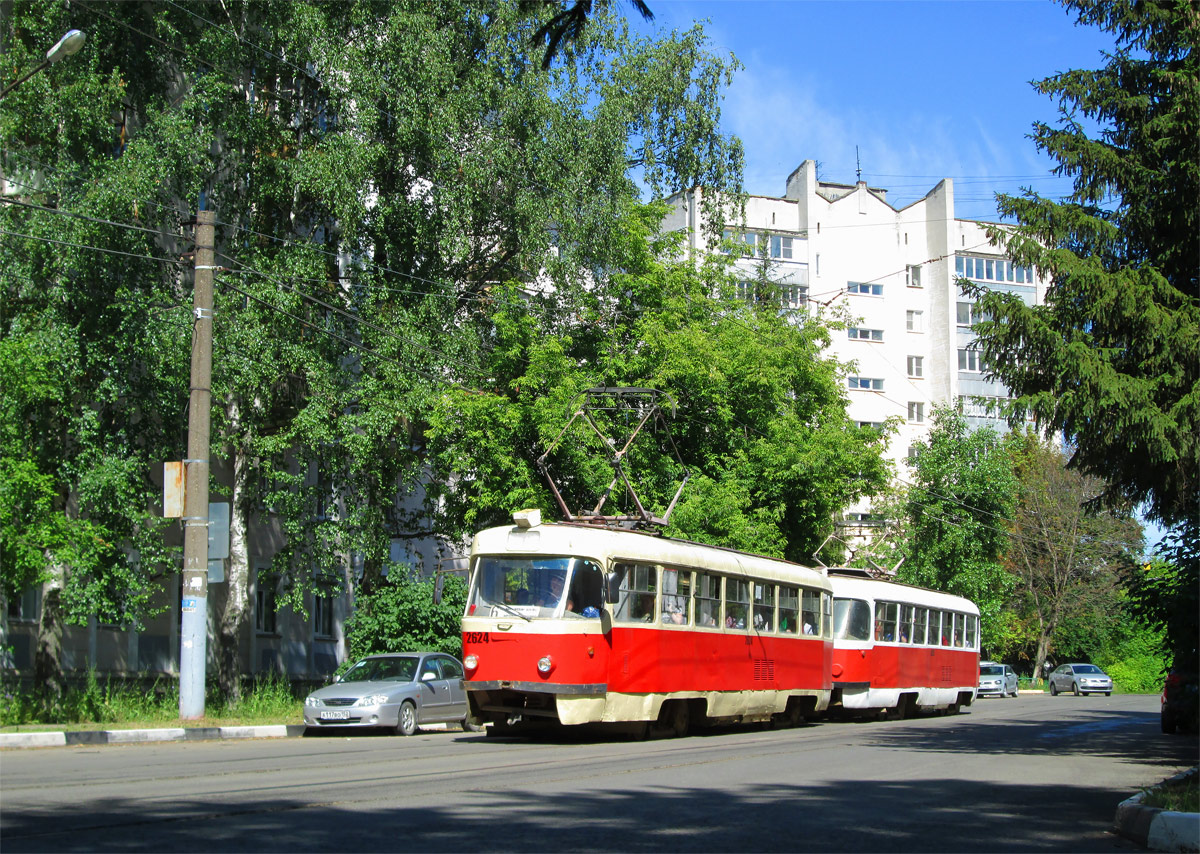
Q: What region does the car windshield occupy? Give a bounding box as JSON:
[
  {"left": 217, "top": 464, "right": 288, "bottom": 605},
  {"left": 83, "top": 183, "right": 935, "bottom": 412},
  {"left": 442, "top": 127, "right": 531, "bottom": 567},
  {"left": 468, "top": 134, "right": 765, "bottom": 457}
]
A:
[
  {"left": 468, "top": 555, "right": 604, "bottom": 619},
  {"left": 980, "top": 665, "right": 1003, "bottom": 675},
  {"left": 833, "top": 598, "right": 872, "bottom": 641},
  {"left": 340, "top": 657, "right": 417, "bottom": 683},
  {"left": 1073, "top": 664, "right": 1103, "bottom": 674}
]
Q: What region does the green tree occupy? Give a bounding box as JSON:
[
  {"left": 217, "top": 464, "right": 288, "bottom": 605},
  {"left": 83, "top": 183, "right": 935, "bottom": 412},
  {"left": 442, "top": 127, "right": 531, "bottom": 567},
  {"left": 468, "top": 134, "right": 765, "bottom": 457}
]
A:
[
  {"left": 885, "top": 408, "right": 1018, "bottom": 651},
  {"left": 967, "top": 0, "right": 1198, "bottom": 675},
  {"left": 426, "top": 201, "right": 892, "bottom": 562},
  {"left": 1002, "top": 436, "right": 1144, "bottom": 682},
  {"left": 2, "top": 0, "right": 745, "bottom": 694}
]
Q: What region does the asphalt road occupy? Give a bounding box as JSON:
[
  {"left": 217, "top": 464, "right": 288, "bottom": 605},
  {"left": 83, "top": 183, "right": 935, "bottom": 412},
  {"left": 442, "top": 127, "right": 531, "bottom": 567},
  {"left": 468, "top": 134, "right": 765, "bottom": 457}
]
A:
[{"left": 2, "top": 693, "right": 1195, "bottom": 852}]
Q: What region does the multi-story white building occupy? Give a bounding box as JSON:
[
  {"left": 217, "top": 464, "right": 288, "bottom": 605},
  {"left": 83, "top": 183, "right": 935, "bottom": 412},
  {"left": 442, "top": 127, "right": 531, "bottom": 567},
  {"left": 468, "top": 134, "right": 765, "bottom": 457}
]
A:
[{"left": 664, "top": 159, "right": 1048, "bottom": 529}]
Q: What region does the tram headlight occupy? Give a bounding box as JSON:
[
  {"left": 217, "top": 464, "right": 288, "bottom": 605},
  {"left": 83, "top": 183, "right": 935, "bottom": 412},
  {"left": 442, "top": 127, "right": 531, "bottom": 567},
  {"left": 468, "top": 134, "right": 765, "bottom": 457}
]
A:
[
  {"left": 536, "top": 655, "right": 554, "bottom": 675},
  {"left": 464, "top": 654, "right": 478, "bottom": 671}
]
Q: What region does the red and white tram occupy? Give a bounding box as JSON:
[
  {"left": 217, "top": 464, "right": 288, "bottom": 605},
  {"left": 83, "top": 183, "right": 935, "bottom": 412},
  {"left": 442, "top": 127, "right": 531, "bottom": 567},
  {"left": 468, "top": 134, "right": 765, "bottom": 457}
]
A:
[
  {"left": 460, "top": 511, "right": 834, "bottom": 735},
  {"left": 829, "top": 568, "right": 979, "bottom": 718}
]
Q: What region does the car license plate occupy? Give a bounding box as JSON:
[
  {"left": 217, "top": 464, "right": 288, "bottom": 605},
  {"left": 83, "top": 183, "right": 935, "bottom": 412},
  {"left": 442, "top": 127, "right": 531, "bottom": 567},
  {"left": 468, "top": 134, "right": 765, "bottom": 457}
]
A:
[{"left": 320, "top": 710, "right": 351, "bottom": 720}]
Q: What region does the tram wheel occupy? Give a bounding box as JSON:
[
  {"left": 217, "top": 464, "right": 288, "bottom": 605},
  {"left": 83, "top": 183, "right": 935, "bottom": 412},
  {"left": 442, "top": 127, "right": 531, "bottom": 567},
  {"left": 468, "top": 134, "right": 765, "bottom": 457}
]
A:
[{"left": 666, "top": 701, "right": 691, "bottom": 738}]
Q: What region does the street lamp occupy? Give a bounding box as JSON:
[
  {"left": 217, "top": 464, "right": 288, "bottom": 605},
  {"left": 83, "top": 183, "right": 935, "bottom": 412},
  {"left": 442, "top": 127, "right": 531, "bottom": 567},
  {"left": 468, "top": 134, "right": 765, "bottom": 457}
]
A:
[{"left": 0, "top": 29, "right": 86, "bottom": 100}]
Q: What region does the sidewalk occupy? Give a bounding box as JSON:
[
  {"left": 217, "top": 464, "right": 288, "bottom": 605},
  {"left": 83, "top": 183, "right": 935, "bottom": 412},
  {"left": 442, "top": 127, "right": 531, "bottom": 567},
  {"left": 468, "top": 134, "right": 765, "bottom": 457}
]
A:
[
  {"left": 0, "top": 724, "right": 307, "bottom": 749},
  {"left": 1112, "top": 767, "right": 1200, "bottom": 854}
]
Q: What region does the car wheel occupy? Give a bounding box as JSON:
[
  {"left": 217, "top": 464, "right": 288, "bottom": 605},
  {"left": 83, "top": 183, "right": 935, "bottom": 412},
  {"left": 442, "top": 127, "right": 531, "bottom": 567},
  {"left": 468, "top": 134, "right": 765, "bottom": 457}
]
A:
[
  {"left": 1104, "top": 691, "right": 1111, "bottom": 697},
  {"left": 1050, "top": 681, "right": 1058, "bottom": 696},
  {"left": 1162, "top": 710, "right": 1177, "bottom": 734},
  {"left": 1072, "top": 682, "right": 1081, "bottom": 696},
  {"left": 395, "top": 701, "right": 418, "bottom": 736}
]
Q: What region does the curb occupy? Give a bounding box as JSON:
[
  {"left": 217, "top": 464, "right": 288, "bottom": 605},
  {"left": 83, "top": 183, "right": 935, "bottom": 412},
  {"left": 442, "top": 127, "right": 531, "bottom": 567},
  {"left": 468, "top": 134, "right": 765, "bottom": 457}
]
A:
[
  {"left": 0, "top": 724, "right": 307, "bottom": 749},
  {"left": 1113, "top": 767, "right": 1199, "bottom": 853}
]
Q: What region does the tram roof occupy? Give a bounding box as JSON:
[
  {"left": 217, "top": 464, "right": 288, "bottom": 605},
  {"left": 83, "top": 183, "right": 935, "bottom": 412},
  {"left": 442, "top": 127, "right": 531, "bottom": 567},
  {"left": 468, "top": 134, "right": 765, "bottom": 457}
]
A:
[
  {"left": 471, "top": 522, "right": 831, "bottom": 589},
  {"left": 825, "top": 570, "right": 979, "bottom": 614}
]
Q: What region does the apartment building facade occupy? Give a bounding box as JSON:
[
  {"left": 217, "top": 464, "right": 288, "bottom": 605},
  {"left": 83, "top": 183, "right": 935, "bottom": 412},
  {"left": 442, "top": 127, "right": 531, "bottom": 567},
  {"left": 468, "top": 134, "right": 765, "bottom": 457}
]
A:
[{"left": 664, "top": 159, "right": 1048, "bottom": 528}]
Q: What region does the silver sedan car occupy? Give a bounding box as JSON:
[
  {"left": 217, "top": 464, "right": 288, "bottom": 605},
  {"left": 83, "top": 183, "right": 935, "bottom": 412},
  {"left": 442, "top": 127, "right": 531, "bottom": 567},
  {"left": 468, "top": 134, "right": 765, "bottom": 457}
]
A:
[
  {"left": 978, "top": 662, "right": 1019, "bottom": 698},
  {"left": 303, "top": 652, "right": 474, "bottom": 735},
  {"left": 1048, "top": 663, "right": 1113, "bottom": 696}
]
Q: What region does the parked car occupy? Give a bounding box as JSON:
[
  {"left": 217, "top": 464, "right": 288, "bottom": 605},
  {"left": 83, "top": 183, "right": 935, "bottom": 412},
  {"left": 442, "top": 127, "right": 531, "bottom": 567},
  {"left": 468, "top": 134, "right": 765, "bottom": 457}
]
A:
[
  {"left": 1161, "top": 669, "right": 1199, "bottom": 734},
  {"left": 978, "top": 662, "right": 1019, "bottom": 698},
  {"left": 1048, "top": 663, "right": 1112, "bottom": 696},
  {"left": 303, "top": 652, "right": 475, "bottom": 735}
]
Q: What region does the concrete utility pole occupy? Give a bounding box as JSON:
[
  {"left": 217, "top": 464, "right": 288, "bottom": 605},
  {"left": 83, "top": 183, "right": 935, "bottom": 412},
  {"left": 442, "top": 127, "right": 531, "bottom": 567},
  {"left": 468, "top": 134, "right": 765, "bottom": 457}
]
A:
[{"left": 180, "top": 209, "right": 215, "bottom": 719}]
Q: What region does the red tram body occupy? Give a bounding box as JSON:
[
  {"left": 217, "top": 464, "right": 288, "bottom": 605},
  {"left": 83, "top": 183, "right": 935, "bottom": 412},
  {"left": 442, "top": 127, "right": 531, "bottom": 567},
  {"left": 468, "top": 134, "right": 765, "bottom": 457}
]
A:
[
  {"left": 829, "top": 569, "right": 980, "bottom": 717},
  {"left": 461, "top": 518, "right": 834, "bottom": 733}
]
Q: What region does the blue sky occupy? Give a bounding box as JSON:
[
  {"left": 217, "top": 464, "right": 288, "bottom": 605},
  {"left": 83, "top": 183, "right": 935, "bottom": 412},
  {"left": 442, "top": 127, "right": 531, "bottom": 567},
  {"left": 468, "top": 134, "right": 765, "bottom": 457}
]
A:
[{"left": 634, "top": 0, "right": 1116, "bottom": 221}]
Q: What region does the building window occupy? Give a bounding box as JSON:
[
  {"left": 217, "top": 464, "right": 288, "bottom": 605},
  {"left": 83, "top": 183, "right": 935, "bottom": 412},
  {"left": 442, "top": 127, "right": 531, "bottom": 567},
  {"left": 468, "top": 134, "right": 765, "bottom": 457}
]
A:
[
  {"left": 908, "top": 401, "right": 925, "bottom": 423},
  {"left": 770, "top": 234, "right": 793, "bottom": 260},
  {"left": 847, "top": 281, "right": 883, "bottom": 296},
  {"left": 956, "top": 301, "right": 988, "bottom": 326},
  {"left": 256, "top": 572, "right": 278, "bottom": 635},
  {"left": 906, "top": 264, "right": 922, "bottom": 288},
  {"left": 858, "top": 421, "right": 884, "bottom": 430},
  {"left": 958, "top": 348, "right": 985, "bottom": 372},
  {"left": 6, "top": 587, "right": 38, "bottom": 623},
  {"left": 314, "top": 589, "right": 335, "bottom": 639},
  {"left": 907, "top": 445, "right": 920, "bottom": 461},
  {"left": 906, "top": 310, "right": 924, "bottom": 333},
  {"left": 907, "top": 355, "right": 923, "bottom": 378},
  {"left": 781, "top": 284, "right": 808, "bottom": 309},
  {"left": 956, "top": 255, "right": 1032, "bottom": 285},
  {"left": 848, "top": 327, "right": 884, "bottom": 342},
  {"left": 848, "top": 376, "right": 884, "bottom": 391}
]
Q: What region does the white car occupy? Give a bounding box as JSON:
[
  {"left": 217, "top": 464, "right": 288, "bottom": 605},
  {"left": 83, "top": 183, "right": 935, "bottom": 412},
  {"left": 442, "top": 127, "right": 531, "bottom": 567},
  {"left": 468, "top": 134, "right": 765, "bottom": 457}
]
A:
[
  {"left": 1048, "top": 663, "right": 1113, "bottom": 696},
  {"left": 978, "top": 662, "right": 1018, "bottom": 698}
]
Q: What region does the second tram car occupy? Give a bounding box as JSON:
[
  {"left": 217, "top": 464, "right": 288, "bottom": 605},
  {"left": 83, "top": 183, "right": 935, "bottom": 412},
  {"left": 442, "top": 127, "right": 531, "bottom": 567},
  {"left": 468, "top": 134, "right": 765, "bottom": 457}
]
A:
[
  {"left": 461, "top": 512, "right": 834, "bottom": 735},
  {"left": 829, "top": 569, "right": 980, "bottom": 718}
]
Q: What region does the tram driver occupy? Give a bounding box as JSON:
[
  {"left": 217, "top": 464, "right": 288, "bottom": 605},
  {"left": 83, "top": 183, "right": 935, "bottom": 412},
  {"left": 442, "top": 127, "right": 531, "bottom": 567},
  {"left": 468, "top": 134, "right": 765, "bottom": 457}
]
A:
[{"left": 539, "top": 573, "right": 574, "bottom": 612}]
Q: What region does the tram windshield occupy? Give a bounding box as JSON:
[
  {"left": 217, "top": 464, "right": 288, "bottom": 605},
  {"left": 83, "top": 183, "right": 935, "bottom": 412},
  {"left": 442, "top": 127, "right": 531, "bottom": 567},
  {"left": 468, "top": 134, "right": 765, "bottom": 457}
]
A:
[
  {"left": 468, "top": 555, "right": 604, "bottom": 619},
  {"left": 833, "top": 598, "right": 872, "bottom": 641}
]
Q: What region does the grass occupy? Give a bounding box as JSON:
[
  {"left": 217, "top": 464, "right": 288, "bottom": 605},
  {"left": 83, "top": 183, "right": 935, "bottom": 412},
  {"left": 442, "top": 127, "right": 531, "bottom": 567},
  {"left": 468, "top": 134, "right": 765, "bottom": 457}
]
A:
[
  {"left": 0, "top": 671, "right": 303, "bottom": 732},
  {"left": 1141, "top": 772, "right": 1199, "bottom": 814}
]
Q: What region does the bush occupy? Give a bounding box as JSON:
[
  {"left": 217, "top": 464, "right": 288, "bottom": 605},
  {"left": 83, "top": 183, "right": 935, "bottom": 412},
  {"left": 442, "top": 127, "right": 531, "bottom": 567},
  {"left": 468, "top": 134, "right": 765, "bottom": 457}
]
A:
[
  {"left": 342, "top": 574, "right": 468, "bottom": 668},
  {"left": 1104, "top": 656, "right": 1165, "bottom": 694}
]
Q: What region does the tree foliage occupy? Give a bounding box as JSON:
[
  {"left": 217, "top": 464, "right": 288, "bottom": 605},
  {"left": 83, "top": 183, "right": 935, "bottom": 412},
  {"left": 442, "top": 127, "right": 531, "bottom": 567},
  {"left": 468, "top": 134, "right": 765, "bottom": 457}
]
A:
[
  {"left": 425, "top": 202, "right": 892, "bottom": 563},
  {"left": 341, "top": 575, "right": 469, "bottom": 666},
  {"left": 967, "top": 0, "right": 1198, "bottom": 673},
  {"left": 1001, "top": 435, "right": 1146, "bottom": 681},
  {"left": 884, "top": 408, "right": 1017, "bottom": 651},
  {"left": 1, "top": 0, "right": 746, "bottom": 680}
]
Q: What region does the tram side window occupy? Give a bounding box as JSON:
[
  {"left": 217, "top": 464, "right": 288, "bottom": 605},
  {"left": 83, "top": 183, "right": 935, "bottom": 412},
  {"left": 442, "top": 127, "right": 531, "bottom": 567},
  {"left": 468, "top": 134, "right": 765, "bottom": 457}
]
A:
[
  {"left": 753, "top": 583, "right": 775, "bottom": 631},
  {"left": 939, "top": 611, "right": 953, "bottom": 645},
  {"left": 778, "top": 585, "right": 799, "bottom": 634},
  {"left": 613, "top": 562, "right": 657, "bottom": 623},
  {"left": 661, "top": 567, "right": 691, "bottom": 626},
  {"left": 899, "top": 604, "right": 914, "bottom": 643},
  {"left": 833, "top": 598, "right": 872, "bottom": 641},
  {"left": 695, "top": 573, "right": 721, "bottom": 627},
  {"left": 953, "top": 613, "right": 965, "bottom": 647},
  {"left": 725, "top": 578, "right": 749, "bottom": 629},
  {"left": 822, "top": 592, "right": 832, "bottom": 638},
  {"left": 875, "top": 601, "right": 899, "bottom": 642},
  {"left": 966, "top": 614, "right": 977, "bottom": 649},
  {"left": 801, "top": 590, "right": 820, "bottom": 635},
  {"left": 913, "top": 607, "right": 929, "bottom": 645}
]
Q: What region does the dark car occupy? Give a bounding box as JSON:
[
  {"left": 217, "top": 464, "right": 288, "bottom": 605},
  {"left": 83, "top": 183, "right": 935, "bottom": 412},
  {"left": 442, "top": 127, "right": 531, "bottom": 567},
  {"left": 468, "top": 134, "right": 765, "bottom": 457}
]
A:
[
  {"left": 1161, "top": 669, "right": 1199, "bottom": 734},
  {"left": 303, "top": 652, "right": 474, "bottom": 735}
]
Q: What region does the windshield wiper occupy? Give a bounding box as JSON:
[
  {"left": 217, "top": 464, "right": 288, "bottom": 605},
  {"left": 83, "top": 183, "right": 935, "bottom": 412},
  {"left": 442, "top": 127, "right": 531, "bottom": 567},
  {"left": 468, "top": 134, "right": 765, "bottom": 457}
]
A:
[{"left": 488, "top": 599, "right": 532, "bottom": 622}]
